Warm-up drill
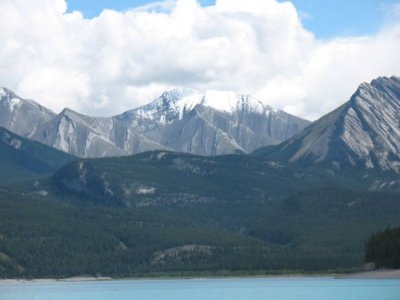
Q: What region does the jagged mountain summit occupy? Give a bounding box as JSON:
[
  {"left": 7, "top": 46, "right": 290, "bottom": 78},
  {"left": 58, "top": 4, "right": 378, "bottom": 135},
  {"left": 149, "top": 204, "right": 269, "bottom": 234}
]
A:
[
  {"left": 0, "top": 87, "right": 55, "bottom": 137},
  {"left": 256, "top": 76, "right": 400, "bottom": 173},
  {"left": 114, "top": 89, "right": 310, "bottom": 156},
  {"left": 0, "top": 88, "right": 310, "bottom": 158}
]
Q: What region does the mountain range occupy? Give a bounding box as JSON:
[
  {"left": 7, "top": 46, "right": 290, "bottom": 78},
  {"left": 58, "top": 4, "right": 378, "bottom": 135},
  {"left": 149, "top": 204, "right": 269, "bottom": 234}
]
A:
[
  {"left": 33, "top": 76, "right": 400, "bottom": 208},
  {"left": 0, "top": 75, "right": 400, "bottom": 278},
  {"left": 0, "top": 88, "right": 310, "bottom": 158}
]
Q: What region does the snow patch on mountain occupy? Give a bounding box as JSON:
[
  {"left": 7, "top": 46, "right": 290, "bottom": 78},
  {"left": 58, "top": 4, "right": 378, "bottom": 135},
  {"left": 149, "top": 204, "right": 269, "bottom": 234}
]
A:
[
  {"left": 202, "top": 90, "right": 266, "bottom": 114},
  {"left": 0, "top": 88, "right": 7, "bottom": 98},
  {"left": 8, "top": 98, "right": 23, "bottom": 112},
  {"left": 137, "top": 186, "right": 156, "bottom": 195},
  {"left": 135, "top": 88, "right": 279, "bottom": 124}
]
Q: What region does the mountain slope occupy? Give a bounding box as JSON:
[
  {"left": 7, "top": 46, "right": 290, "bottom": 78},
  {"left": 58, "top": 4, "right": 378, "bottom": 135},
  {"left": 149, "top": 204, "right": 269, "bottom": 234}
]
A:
[
  {"left": 255, "top": 76, "right": 400, "bottom": 172},
  {"left": 0, "top": 88, "right": 310, "bottom": 157},
  {"left": 0, "top": 87, "right": 55, "bottom": 137},
  {"left": 118, "top": 89, "right": 310, "bottom": 156},
  {"left": 46, "top": 151, "right": 326, "bottom": 207},
  {"left": 0, "top": 126, "right": 77, "bottom": 185},
  {"left": 11, "top": 152, "right": 400, "bottom": 277},
  {"left": 31, "top": 108, "right": 127, "bottom": 158}
]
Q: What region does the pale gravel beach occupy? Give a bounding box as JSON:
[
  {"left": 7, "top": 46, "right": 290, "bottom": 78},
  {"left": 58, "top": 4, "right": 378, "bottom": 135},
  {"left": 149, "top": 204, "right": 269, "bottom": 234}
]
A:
[
  {"left": 0, "top": 279, "right": 57, "bottom": 285},
  {"left": 0, "top": 277, "right": 111, "bottom": 285},
  {"left": 338, "top": 269, "right": 400, "bottom": 279},
  {"left": 1, "top": 270, "right": 399, "bottom": 285}
]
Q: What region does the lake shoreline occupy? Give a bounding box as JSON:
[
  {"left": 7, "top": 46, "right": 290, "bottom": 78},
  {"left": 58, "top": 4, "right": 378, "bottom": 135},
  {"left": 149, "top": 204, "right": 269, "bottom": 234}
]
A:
[
  {"left": 1, "top": 269, "right": 399, "bottom": 284},
  {"left": 336, "top": 269, "right": 400, "bottom": 279}
]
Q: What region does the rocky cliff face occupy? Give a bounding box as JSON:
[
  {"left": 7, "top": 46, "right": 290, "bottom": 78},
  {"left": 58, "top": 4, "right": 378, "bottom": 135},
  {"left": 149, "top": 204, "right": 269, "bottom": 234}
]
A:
[{"left": 258, "top": 76, "right": 400, "bottom": 172}]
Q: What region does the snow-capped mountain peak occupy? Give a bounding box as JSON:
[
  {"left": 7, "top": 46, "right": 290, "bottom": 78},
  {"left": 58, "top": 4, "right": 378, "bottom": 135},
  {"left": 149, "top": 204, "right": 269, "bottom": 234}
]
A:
[
  {"left": 136, "top": 88, "right": 278, "bottom": 124},
  {"left": 201, "top": 90, "right": 267, "bottom": 114}
]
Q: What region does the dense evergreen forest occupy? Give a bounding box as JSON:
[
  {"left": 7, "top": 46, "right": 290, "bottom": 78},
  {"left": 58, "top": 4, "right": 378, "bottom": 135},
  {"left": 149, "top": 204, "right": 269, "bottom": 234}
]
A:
[
  {"left": 365, "top": 226, "right": 400, "bottom": 269},
  {"left": 1, "top": 185, "right": 400, "bottom": 278}
]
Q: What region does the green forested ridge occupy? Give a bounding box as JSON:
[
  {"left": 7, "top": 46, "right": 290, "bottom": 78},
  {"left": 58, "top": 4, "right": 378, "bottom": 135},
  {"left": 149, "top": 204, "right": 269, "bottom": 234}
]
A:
[
  {"left": 0, "top": 126, "right": 77, "bottom": 185},
  {"left": 365, "top": 226, "right": 400, "bottom": 269},
  {"left": 48, "top": 151, "right": 393, "bottom": 207},
  {"left": 1, "top": 146, "right": 400, "bottom": 278},
  {"left": 1, "top": 181, "right": 399, "bottom": 278}
]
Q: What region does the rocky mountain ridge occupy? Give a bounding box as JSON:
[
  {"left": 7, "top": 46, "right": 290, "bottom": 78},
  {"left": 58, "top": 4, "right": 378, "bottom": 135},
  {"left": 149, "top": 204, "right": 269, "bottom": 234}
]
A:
[
  {"left": 0, "top": 88, "right": 310, "bottom": 157},
  {"left": 255, "top": 76, "right": 400, "bottom": 173}
]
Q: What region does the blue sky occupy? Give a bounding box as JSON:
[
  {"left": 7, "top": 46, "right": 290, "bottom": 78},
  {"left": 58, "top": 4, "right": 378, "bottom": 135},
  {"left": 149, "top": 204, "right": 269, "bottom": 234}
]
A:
[
  {"left": 67, "top": 0, "right": 400, "bottom": 38},
  {"left": 289, "top": 0, "right": 399, "bottom": 38},
  {"left": 66, "top": 0, "right": 215, "bottom": 17}
]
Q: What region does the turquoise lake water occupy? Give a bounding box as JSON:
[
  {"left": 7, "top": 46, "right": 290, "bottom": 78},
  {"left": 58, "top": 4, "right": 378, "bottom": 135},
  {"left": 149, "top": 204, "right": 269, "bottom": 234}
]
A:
[{"left": 1, "top": 277, "right": 399, "bottom": 300}]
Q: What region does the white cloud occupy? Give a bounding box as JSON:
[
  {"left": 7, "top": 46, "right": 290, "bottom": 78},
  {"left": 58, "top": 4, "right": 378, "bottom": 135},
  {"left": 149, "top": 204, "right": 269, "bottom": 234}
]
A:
[{"left": 0, "top": 0, "right": 399, "bottom": 120}]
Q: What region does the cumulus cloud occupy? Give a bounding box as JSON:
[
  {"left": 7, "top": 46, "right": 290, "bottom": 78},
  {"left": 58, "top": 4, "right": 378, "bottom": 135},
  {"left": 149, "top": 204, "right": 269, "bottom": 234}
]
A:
[{"left": 0, "top": 0, "right": 399, "bottom": 120}]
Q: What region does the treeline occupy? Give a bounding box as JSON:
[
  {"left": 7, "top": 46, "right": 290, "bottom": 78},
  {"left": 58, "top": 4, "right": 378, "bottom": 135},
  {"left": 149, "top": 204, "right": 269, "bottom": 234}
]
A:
[{"left": 365, "top": 226, "right": 400, "bottom": 269}]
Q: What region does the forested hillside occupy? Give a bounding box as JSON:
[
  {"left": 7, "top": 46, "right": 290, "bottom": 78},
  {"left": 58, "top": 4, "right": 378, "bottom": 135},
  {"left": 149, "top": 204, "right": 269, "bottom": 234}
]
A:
[
  {"left": 1, "top": 184, "right": 400, "bottom": 278},
  {"left": 365, "top": 226, "right": 400, "bottom": 269},
  {"left": 0, "top": 127, "right": 76, "bottom": 185}
]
